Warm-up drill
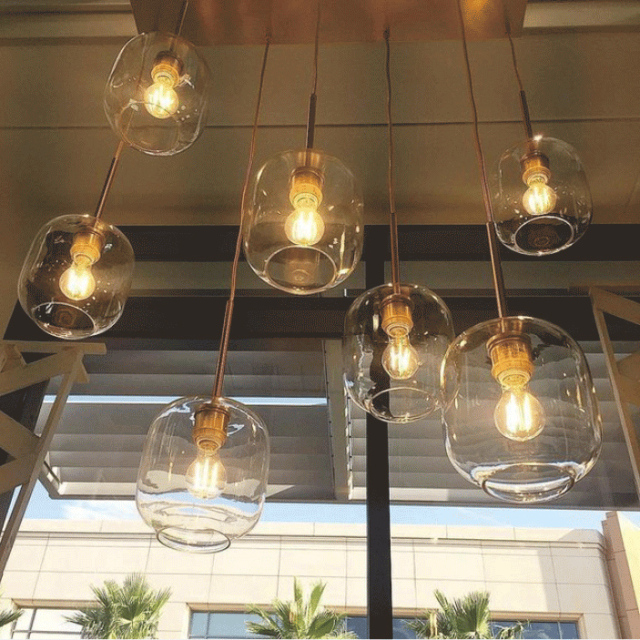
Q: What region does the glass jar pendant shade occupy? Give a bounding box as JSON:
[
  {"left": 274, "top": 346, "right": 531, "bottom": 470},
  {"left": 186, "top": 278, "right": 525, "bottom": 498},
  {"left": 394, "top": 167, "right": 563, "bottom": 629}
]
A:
[
  {"left": 18, "top": 214, "right": 134, "bottom": 340},
  {"left": 491, "top": 136, "right": 592, "bottom": 255},
  {"left": 104, "top": 32, "right": 211, "bottom": 156},
  {"left": 441, "top": 316, "right": 602, "bottom": 503},
  {"left": 243, "top": 149, "right": 364, "bottom": 295},
  {"left": 344, "top": 283, "right": 454, "bottom": 423},
  {"left": 136, "top": 396, "right": 270, "bottom": 553}
]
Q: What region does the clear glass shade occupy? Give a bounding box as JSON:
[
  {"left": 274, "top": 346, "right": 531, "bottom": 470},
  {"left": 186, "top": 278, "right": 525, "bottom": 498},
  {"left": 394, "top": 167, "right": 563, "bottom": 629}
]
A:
[
  {"left": 18, "top": 214, "right": 134, "bottom": 340},
  {"left": 343, "top": 283, "right": 454, "bottom": 423},
  {"left": 441, "top": 316, "right": 602, "bottom": 503},
  {"left": 104, "top": 32, "right": 211, "bottom": 156},
  {"left": 136, "top": 396, "right": 270, "bottom": 553},
  {"left": 243, "top": 149, "right": 364, "bottom": 294},
  {"left": 491, "top": 136, "right": 592, "bottom": 255}
]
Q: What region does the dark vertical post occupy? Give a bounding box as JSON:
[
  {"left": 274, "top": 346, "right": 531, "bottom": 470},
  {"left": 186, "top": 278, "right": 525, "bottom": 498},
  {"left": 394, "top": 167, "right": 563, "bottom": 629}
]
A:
[{"left": 365, "top": 254, "right": 393, "bottom": 639}]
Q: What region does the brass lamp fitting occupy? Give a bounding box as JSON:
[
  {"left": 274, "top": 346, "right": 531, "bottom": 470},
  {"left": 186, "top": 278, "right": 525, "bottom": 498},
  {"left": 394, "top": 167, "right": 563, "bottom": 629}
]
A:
[
  {"left": 380, "top": 294, "right": 414, "bottom": 337},
  {"left": 520, "top": 151, "right": 551, "bottom": 185},
  {"left": 289, "top": 167, "right": 324, "bottom": 207},
  {"left": 488, "top": 334, "right": 534, "bottom": 389},
  {"left": 151, "top": 52, "right": 183, "bottom": 86},
  {"left": 193, "top": 402, "right": 229, "bottom": 453},
  {"left": 70, "top": 229, "right": 105, "bottom": 265}
]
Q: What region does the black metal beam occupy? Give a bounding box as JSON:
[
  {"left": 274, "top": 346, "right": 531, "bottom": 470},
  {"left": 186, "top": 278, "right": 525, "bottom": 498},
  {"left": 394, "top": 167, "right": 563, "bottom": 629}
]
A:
[
  {"left": 122, "top": 224, "right": 640, "bottom": 263},
  {"left": 364, "top": 251, "right": 393, "bottom": 639},
  {"left": 7, "top": 294, "right": 639, "bottom": 345}
]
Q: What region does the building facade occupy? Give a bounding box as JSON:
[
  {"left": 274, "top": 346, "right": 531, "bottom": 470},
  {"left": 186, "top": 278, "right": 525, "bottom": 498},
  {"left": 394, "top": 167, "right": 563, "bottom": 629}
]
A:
[{"left": 2, "top": 512, "right": 638, "bottom": 639}]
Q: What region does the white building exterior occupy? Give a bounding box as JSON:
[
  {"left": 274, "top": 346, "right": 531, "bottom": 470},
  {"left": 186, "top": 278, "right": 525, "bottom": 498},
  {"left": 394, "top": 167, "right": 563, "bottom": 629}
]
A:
[{"left": 0, "top": 514, "right": 629, "bottom": 639}]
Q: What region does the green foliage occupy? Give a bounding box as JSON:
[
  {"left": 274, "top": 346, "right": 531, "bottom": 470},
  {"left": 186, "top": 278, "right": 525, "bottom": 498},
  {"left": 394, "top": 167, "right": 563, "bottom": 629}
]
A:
[
  {"left": 246, "top": 578, "right": 356, "bottom": 639},
  {"left": 405, "top": 590, "right": 524, "bottom": 639},
  {"left": 66, "top": 574, "right": 171, "bottom": 639},
  {"left": 0, "top": 599, "right": 22, "bottom": 630}
]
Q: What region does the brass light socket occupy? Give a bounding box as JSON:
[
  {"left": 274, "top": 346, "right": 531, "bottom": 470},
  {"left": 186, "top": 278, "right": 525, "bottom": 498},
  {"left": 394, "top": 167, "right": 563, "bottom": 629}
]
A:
[
  {"left": 520, "top": 152, "right": 551, "bottom": 185},
  {"left": 289, "top": 167, "right": 324, "bottom": 207},
  {"left": 488, "top": 334, "right": 534, "bottom": 388},
  {"left": 151, "top": 52, "right": 183, "bottom": 85},
  {"left": 193, "top": 402, "right": 229, "bottom": 453},
  {"left": 380, "top": 294, "right": 414, "bottom": 337},
  {"left": 70, "top": 229, "right": 105, "bottom": 265}
]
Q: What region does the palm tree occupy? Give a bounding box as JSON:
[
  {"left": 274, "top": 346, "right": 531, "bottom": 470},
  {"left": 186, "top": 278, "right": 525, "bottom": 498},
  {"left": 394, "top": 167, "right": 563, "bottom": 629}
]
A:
[
  {"left": 406, "top": 590, "right": 523, "bottom": 639},
  {"left": 66, "top": 573, "right": 171, "bottom": 639},
  {"left": 0, "top": 596, "right": 21, "bottom": 630},
  {"left": 246, "top": 578, "right": 356, "bottom": 639}
]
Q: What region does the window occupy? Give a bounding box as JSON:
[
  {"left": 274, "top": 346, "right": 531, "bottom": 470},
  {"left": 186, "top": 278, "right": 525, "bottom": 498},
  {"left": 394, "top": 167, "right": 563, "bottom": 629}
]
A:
[
  {"left": 189, "top": 611, "right": 267, "bottom": 639},
  {"left": 11, "top": 608, "right": 81, "bottom": 639},
  {"left": 491, "top": 620, "right": 580, "bottom": 639}
]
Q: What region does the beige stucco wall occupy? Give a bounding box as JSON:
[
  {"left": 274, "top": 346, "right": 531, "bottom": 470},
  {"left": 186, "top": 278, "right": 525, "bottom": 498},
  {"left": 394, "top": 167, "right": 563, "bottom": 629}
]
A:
[
  {"left": 603, "top": 512, "right": 640, "bottom": 638},
  {"left": 0, "top": 519, "right": 620, "bottom": 639}
]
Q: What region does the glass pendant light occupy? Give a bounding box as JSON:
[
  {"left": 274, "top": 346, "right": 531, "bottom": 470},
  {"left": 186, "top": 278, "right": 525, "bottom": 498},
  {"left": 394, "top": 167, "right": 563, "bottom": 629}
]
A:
[
  {"left": 343, "top": 31, "right": 454, "bottom": 424},
  {"left": 441, "top": 0, "right": 602, "bottom": 503},
  {"left": 18, "top": 141, "right": 134, "bottom": 340},
  {"left": 243, "top": 11, "right": 363, "bottom": 295},
  {"left": 490, "top": 25, "right": 592, "bottom": 255},
  {"left": 136, "top": 42, "right": 271, "bottom": 552},
  {"left": 104, "top": 2, "right": 211, "bottom": 156}
]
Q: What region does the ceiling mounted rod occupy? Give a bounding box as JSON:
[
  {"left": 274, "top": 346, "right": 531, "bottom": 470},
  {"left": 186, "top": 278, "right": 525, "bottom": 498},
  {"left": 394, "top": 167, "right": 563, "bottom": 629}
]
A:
[
  {"left": 211, "top": 38, "right": 270, "bottom": 400},
  {"left": 94, "top": 139, "right": 126, "bottom": 221},
  {"left": 305, "top": 1, "right": 321, "bottom": 150},
  {"left": 455, "top": 0, "right": 508, "bottom": 318}
]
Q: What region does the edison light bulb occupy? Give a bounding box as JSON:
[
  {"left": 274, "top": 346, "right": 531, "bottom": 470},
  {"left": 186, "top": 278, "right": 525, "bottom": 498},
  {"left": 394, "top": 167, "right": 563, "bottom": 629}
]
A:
[
  {"left": 285, "top": 194, "right": 325, "bottom": 246},
  {"left": 185, "top": 451, "right": 227, "bottom": 500},
  {"left": 382, "top": 335, "right": 420, "bottom": 380},
  {"left": 59, "top": 255, "right": 96, "bottom": 301},
  {"left": 522, "top": 172, "right": 557, "bottom": 216},
  {"left": 144, "top": 59, "right": 181, "bottom": 119},
  {"left": 494, "top": 385, "right": 545, "bottom": 441}
]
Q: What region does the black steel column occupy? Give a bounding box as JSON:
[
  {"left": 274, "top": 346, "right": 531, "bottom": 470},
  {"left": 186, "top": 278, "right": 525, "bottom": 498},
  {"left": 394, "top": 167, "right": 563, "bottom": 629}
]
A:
[{"left": 365, "top": 255, "right": 393, "bottom": 639}]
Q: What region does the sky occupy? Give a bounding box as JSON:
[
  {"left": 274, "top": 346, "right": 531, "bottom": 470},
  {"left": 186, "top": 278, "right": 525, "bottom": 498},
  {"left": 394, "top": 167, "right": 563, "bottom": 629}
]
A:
[{"left": 21, "top": 481, "right": 640, "bottom": 533}]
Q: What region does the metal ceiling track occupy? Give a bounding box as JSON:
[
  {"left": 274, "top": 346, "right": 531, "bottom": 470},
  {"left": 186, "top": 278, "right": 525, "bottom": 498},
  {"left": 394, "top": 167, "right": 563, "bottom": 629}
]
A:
[{"left": 130, "top": 0, "right": 527, "bottom": 45}]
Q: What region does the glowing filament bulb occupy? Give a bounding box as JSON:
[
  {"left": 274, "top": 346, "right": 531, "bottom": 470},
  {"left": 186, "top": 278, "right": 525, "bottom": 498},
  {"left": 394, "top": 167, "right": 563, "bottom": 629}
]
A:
[
  {"left": 144, "top": 60, "right": 180, "bottom": 119},
  {"left": 494, "top": 385, "right": 545, "bottom": 442},
  {"left": 59, "top": 255, "right": 96, "bottom": 301},
  {"left": 522, "top": 171, "right": 557, "bottom": 216},
  {"left": 185, "top": 451, "right": 227, "bottom": 500},
  {"left": 285, "top": 193, "right": 325, "bottom": 246},
  {"left": 382, "top": 334, "right": 420, "bottom": 380}
]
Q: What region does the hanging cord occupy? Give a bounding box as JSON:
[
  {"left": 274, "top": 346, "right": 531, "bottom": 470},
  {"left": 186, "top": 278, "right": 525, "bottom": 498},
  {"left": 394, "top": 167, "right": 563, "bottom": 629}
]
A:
[
  {"left": 305, "top": 0, "right": 321, "bottom": 149},
  {"left": 504, "top": 8, "right": 533, "bottom": 140},
  {"left": 454, "top": 0, "right": 508, "bottom": 318},
  {"left": 211, "top": 39, "right": 271, "bottom": 400},
  {"left": 175, "top": 0, "right": 189, "bottom": 38},
  {"left": 94, "top": 139, "right": 126, "bottom": 220},
  {"left": 384, "top": 29, "right": 401, "bottom": 296}
]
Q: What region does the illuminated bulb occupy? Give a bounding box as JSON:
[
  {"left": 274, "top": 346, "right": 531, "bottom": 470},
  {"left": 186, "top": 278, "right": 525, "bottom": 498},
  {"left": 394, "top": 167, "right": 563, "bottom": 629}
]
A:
[
  {"left": 382, "top": 335, "right": 420, "bottom": 380},
  {"left": 144, "top": 59, "right": 181, "bottom": 119},
  {"left": 285, "top": 194, "right": 325, "bottom": 246},
  {"left": 522, "top": 171, "right": 557, "bottom": 216},
  {"left": 185, "top": 451, "right": 227, "bottom": 500},
  {"left": 59, "top": 255, "right": 96, "bottom": 301},
  {"left": 494, "top": 385, "right": 545, "bottom": 441}
]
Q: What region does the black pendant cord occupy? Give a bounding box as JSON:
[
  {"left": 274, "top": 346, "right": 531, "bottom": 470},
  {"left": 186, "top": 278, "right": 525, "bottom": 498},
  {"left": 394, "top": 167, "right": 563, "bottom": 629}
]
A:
[
  {"left": 211, "top": 39, "right": 270, "bottom": 400},
  {"left": 305, "top": 1, "right": 321, "bottom": 150},
  {"left": 94, "top": 139, "right": 126, "bottom": 221},
  {"left": 383, "top": 30, "right": 401, "bottom": 296},
  {"left": 504, "top": 9, "right": 534, "bottom": 140},
  {"left": 455, "top": 0, "right": 508, "bottom": 319}
]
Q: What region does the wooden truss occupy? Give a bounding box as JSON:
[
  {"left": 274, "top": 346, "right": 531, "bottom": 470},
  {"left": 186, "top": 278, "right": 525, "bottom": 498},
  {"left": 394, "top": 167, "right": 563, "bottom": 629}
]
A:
[
  {"left": 591, "top": 288, "right": 640, "bottom": 498},
  {"left": 0, "top": 340, "right": 105, "bottom": 578}
]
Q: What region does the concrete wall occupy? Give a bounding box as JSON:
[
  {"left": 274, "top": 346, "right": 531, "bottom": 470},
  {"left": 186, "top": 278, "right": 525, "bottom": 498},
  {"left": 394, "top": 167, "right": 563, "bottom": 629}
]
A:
[{"left": 0, "top": 519, "right": 620, "bottom": 639}]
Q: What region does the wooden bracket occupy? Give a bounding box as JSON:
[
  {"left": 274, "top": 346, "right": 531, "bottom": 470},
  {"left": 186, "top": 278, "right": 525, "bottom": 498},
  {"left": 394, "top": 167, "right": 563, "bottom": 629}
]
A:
[
  {"left": 0, "top": 341, "right": 105, "bottom": 579},
  {"left": 591, "top": 288, "right": 640, "bottom": 499}
]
